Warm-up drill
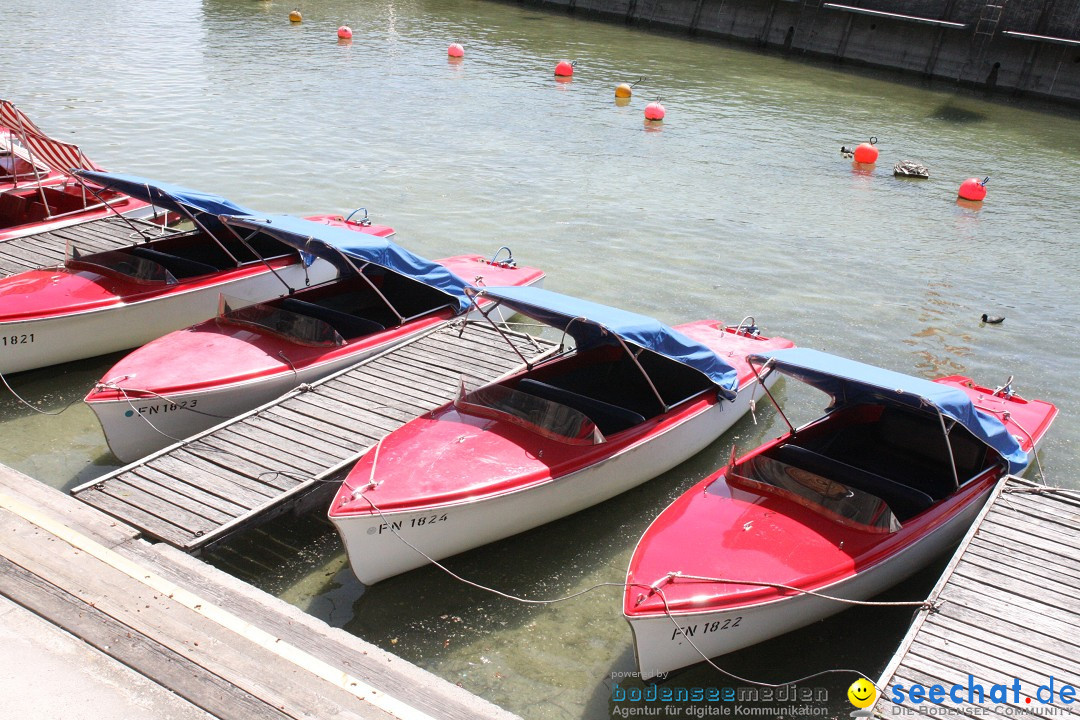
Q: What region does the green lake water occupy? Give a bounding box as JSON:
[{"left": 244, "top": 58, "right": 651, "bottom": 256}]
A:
[{"left": 2, "top": 0, "right": 1077, "bottom": 717}]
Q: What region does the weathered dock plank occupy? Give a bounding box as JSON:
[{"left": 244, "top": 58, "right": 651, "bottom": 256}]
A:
[
  {"left": 874, "top": 476, "right": 1080, "bottom": 718},
  {"left": 72, "top": 321, "right": 555, "bottom": 551},
  {"left": 0, "top": 466, "right": 521, "bottom": 720},
  {"left": 0, "top": 214, "right": 178, "bottom": 276}
]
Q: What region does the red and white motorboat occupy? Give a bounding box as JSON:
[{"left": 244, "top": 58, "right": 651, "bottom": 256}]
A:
[
  {"left": 329, "top": 286, "right": 795, "bottom": 585},
  {"left": 1, "top": 100, "right": 147, "bottom": 241},
  {"left": 85, "top": 213, "right": 545, "bottom": 463},
  {"left": 0, "top": 171, "right": 393, "bottom": 375},
  {"left": 624, "top": 348, "right": 1057, "bottom": 680}
]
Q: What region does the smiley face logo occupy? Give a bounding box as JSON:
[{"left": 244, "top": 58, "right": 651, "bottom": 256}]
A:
[{"left": 848, "top": 678, "right": 877, "bottom": 709}]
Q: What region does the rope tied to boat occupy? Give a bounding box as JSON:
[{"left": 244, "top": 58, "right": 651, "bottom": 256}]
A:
[
  {"left": 635, "top": 571, "right": 936, "bottom": 609},
  {"left": 0, "top": 370, "right": 82, "bottom": 415},
  {"left": 350, "top": 492, "right": 894, "bottom": 694}
]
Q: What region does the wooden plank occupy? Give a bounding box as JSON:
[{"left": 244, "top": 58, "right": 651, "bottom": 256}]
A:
[
  {"left": 965, "top": 536, "right": 1080, "bottom": 585},
  {"left": 0, "top": 512, "right": 386, "bottom": 720},
  {"left": 148, "top": 451, "right": 282, "bottom": 499},
  {"left": 264, "top": 405, "right": 382, "bottom": 445},
  {"left": 258, "top": 408, "right": 371, "bottom": 453},
  {"left": 283, "top": 391, "right": 411, "bottom": 430},
  {"left": 989, "top": 502, "right": 1080, "bottom": 541},
  {"left": 74, "top": 487, "right": 194, "bottom": 546},
  {"left": 975, "top": 522, "right": 1080, "bottom": 573},
  {"left": 921, "top": 620, "right": 1080, "bottom": 680},
  {"left": 348, "top": 360, "right": 461, "bottom": 395},
  {"left": 96, "top": 480, "right": 222, "bottom": 536},
  {"left": 242, "top": 414, "right": 354, "bottom": 459},
  {"left": 118, "top": 541, "right": 520, "bottom": 720},
  {"left": 131, "top": 465, "right": 250, "bottom": 517},
  {"left": 120, "top": 470, "right": 239, "bottom": 525},
  {"left": 0, "top": 556, "right": 292, "bottom": 720},
  {"left": 220, "top": 422, "right": 339, "bottom": 472},
  {"left": 904, "top": 646, "right": 1057, "bottom": 715},
  {"left": 333, "top": 372, "right": 451, "bottom": 408},
  {"left": 0, "top": 464, "right": 139, "bottom": 548},
  {"left": 951, "top": 557, "right": 1080, "bottom": 616},
  {"left": 315, "top": 383, "right": 432, "bottom": 416},
  {"left": 944, "top": 577, "right": 1080, "bottom": 634},
  {"left": 187, "top": 436, "right": 308, "bottom": 492}
]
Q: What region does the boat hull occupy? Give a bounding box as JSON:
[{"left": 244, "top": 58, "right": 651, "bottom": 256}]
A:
[
  {"left": 0, "top": 260, "right": 337, "bottom": 374},
  {"left": 87, "top": 272, "right": 544, "bottom": 463},
  {"left": 331, "top": 373, "right": 774, "bottom": 585},
  {"left": 625, "top": 481, "right": 992, "bottom": 680}
]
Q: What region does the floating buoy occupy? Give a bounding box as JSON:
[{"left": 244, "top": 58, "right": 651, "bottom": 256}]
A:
[
  {"left": 644, "top": 101, "right": 666, "bottom": 121},
  {"left": 615, "top": 83, "right": 632, "bottom": 98},
  {"left": 958, "top": 176, "right": 989, "bottom": 201},
  {"left": 554, "top": 60, "right": 574, "bottom": 77},
  {"left": 448, "top": 43, "right": 464, "bottom": 58},
  {"left": 289, "top": 9, "right": 302, "bottom": 22},
  {"left": 853, "top": 137, "right": 878, "bottom": 164},
  {"left": 337, "top": 25, "right": 352, "bottom": 39},
  {"left": 981, "top": 313, "right": 1005, "bottom": 324}
]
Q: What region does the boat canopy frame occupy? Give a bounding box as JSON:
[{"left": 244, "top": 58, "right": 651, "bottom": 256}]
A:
[
  {"left": 464, "top": 285, "right": 740, "bottom": 413},
  {"left": 748, "top": 348, "right": 1028, "bottom": 479}
]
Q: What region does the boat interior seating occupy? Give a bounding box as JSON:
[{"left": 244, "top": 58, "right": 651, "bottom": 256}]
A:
[
  {"left": 277, "top": 297, "right": 385, "bottom": 339},
  {"left": 129, "top": 246, "right": 219, "bottom": 279},
  {"left": 787, "top": 404, "right": 992, "bottom": 503},
  {"left": 511, "top": 345, "right": 715, "bottom": 435},
  {"left": 516, "top": 378, "right": 646, "bottom": 435},
  {"left": 764, "top": 443, "right": 935, "bottom": 521}
]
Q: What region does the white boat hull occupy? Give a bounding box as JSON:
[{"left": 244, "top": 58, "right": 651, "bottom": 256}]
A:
[
  {"left": 331, "top": 373, "right": 774, "bottom": 585},
  {"left": 89, "top": 275, "right": 544, "bottom": 463},
  {"left": 625, "top": 485, "right": 993, "bottom": 680},
  {"left": 0, "top": 260, "right": 337, "bottom": 375}
]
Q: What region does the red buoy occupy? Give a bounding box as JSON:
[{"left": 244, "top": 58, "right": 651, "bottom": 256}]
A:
[
  {"left": 958, "top": 177, "right": 988, "bottom": 201},
  {"left": 853, "top": 140, "right": 878, "bottom": 164},
  {"left": 337, "top": 26, "right": 353, "bottom": 39},
  {"left": 554, "top": 60, "right": 574, "bottom": 77},
  {"left": 644, "top": 101, "right": 666, "bottom": 121},
  {"left": 448, "top": 43, "right": 464, "bottom": 58}
]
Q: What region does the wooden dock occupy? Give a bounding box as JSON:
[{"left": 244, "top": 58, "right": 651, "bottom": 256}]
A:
[
  {"left": 72, "top": 320, "right": 555, "bottom": 553},
  {"left": 0, "top": 214, "right": 177, "bottom": 276},
  {"left": 874, "top": 476, "right": 1080, "bottom": 718},
  {"left": 0, "top": 462, "right": 519, "bottom": 720}
]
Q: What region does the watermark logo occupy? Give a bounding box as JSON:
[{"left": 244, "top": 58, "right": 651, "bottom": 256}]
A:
[{"left": 848, "top": 679, "right": 877, "bottom": 717}]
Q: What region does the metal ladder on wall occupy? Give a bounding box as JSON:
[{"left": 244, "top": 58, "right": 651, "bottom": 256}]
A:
[{"left": 960, "top": 0, "right": 1008, "bottom": 81}]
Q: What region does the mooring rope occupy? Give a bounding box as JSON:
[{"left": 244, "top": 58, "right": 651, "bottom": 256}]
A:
[
  {"left": 352, "top": 491, "right": 904, "bottom": 691},
  {"left": 0, "top": 370, "right": 82, "bottom": 415}
]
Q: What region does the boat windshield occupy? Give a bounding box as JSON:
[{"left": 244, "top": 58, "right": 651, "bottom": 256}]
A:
[
  {"left": 726, "top": 454, "right": 900, "bottom": 533},
  {"left": 454, "top": 379, "right": 605, "bottom": 446},
  {"left": 64, "top": 246, "right": 179, "bottom": 285},
  {"left": 215, "top": 295, "right": 345, "bottom": 347}
]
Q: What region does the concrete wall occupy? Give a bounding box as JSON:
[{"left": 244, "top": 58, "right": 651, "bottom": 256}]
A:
[{"left": 522, "top": 0, "right": 1080, "bottom": 104}]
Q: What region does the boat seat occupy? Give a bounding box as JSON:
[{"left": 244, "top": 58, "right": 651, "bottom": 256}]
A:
[
  {"left": 277, "top": 298, "right": 385, "bottom": 339},
  {"left": 129, "top": 246, "right": 218, "bottom": 279},
  {"left": 767, "top": 443, "right": 935, "bottom": 521},
  {"left": 516, "top": 378, "right": 646, "bottom": 435}
]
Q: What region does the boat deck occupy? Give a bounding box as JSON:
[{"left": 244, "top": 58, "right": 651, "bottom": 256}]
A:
[
  {"left": 1, "top": 462, "right": 519, "bottom": 720},
  {"left": 72, "top": 321, "right": 555, "bottom": 553},
  {"left": 874, "top": 476, "right": 1080, "bottom": 717},
  {"left": 0, "top": 214, "right": 177, "bottom": 276}
]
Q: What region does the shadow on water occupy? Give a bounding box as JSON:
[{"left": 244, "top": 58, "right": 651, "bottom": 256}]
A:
[{"left": 929, "top": 102, "right": 988, "bottom": 124}]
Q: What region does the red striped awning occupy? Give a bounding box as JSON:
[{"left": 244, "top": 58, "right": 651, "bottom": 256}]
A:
[{"left": 0, "top": 99, "right": 101, "bottom": 173}]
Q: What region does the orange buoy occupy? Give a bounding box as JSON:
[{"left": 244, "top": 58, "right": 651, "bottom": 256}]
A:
[
  {"left": 853, "top": 137, "right": 878, "bottom": 164},
  {"left": 644, "top": 101, "right": 666, "bottom": 121},
  {"left": 289, "top": 9, "right": 302, "bottom": 22},
  {"left": 448, "top": 43, "right": 464, "bottom": 58},
  {"left": 554, "top": 60, "right": 574, "bottom": 77},
  {"left": 958, "top": 176, "right": 988, "bottom": 201},
  {"left": 337, "top": 25, "right": 352, "bottom": 39},
  {"left": 615, "top": 83, "right": 632, "bottom": 99}
]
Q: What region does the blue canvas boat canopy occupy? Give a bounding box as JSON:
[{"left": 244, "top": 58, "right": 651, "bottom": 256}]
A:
[
  {"left": 750, "top": 347, "right": 1028, "bottom": 473},
  {"left": 221, "top": 214, "right": 471, "bottom": 313},
  {"left": 74, "top": 170, "right": 256, "bottom": 235},
  {"left": 479, "top": 285, "right": 740, "bottom": 400}
]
